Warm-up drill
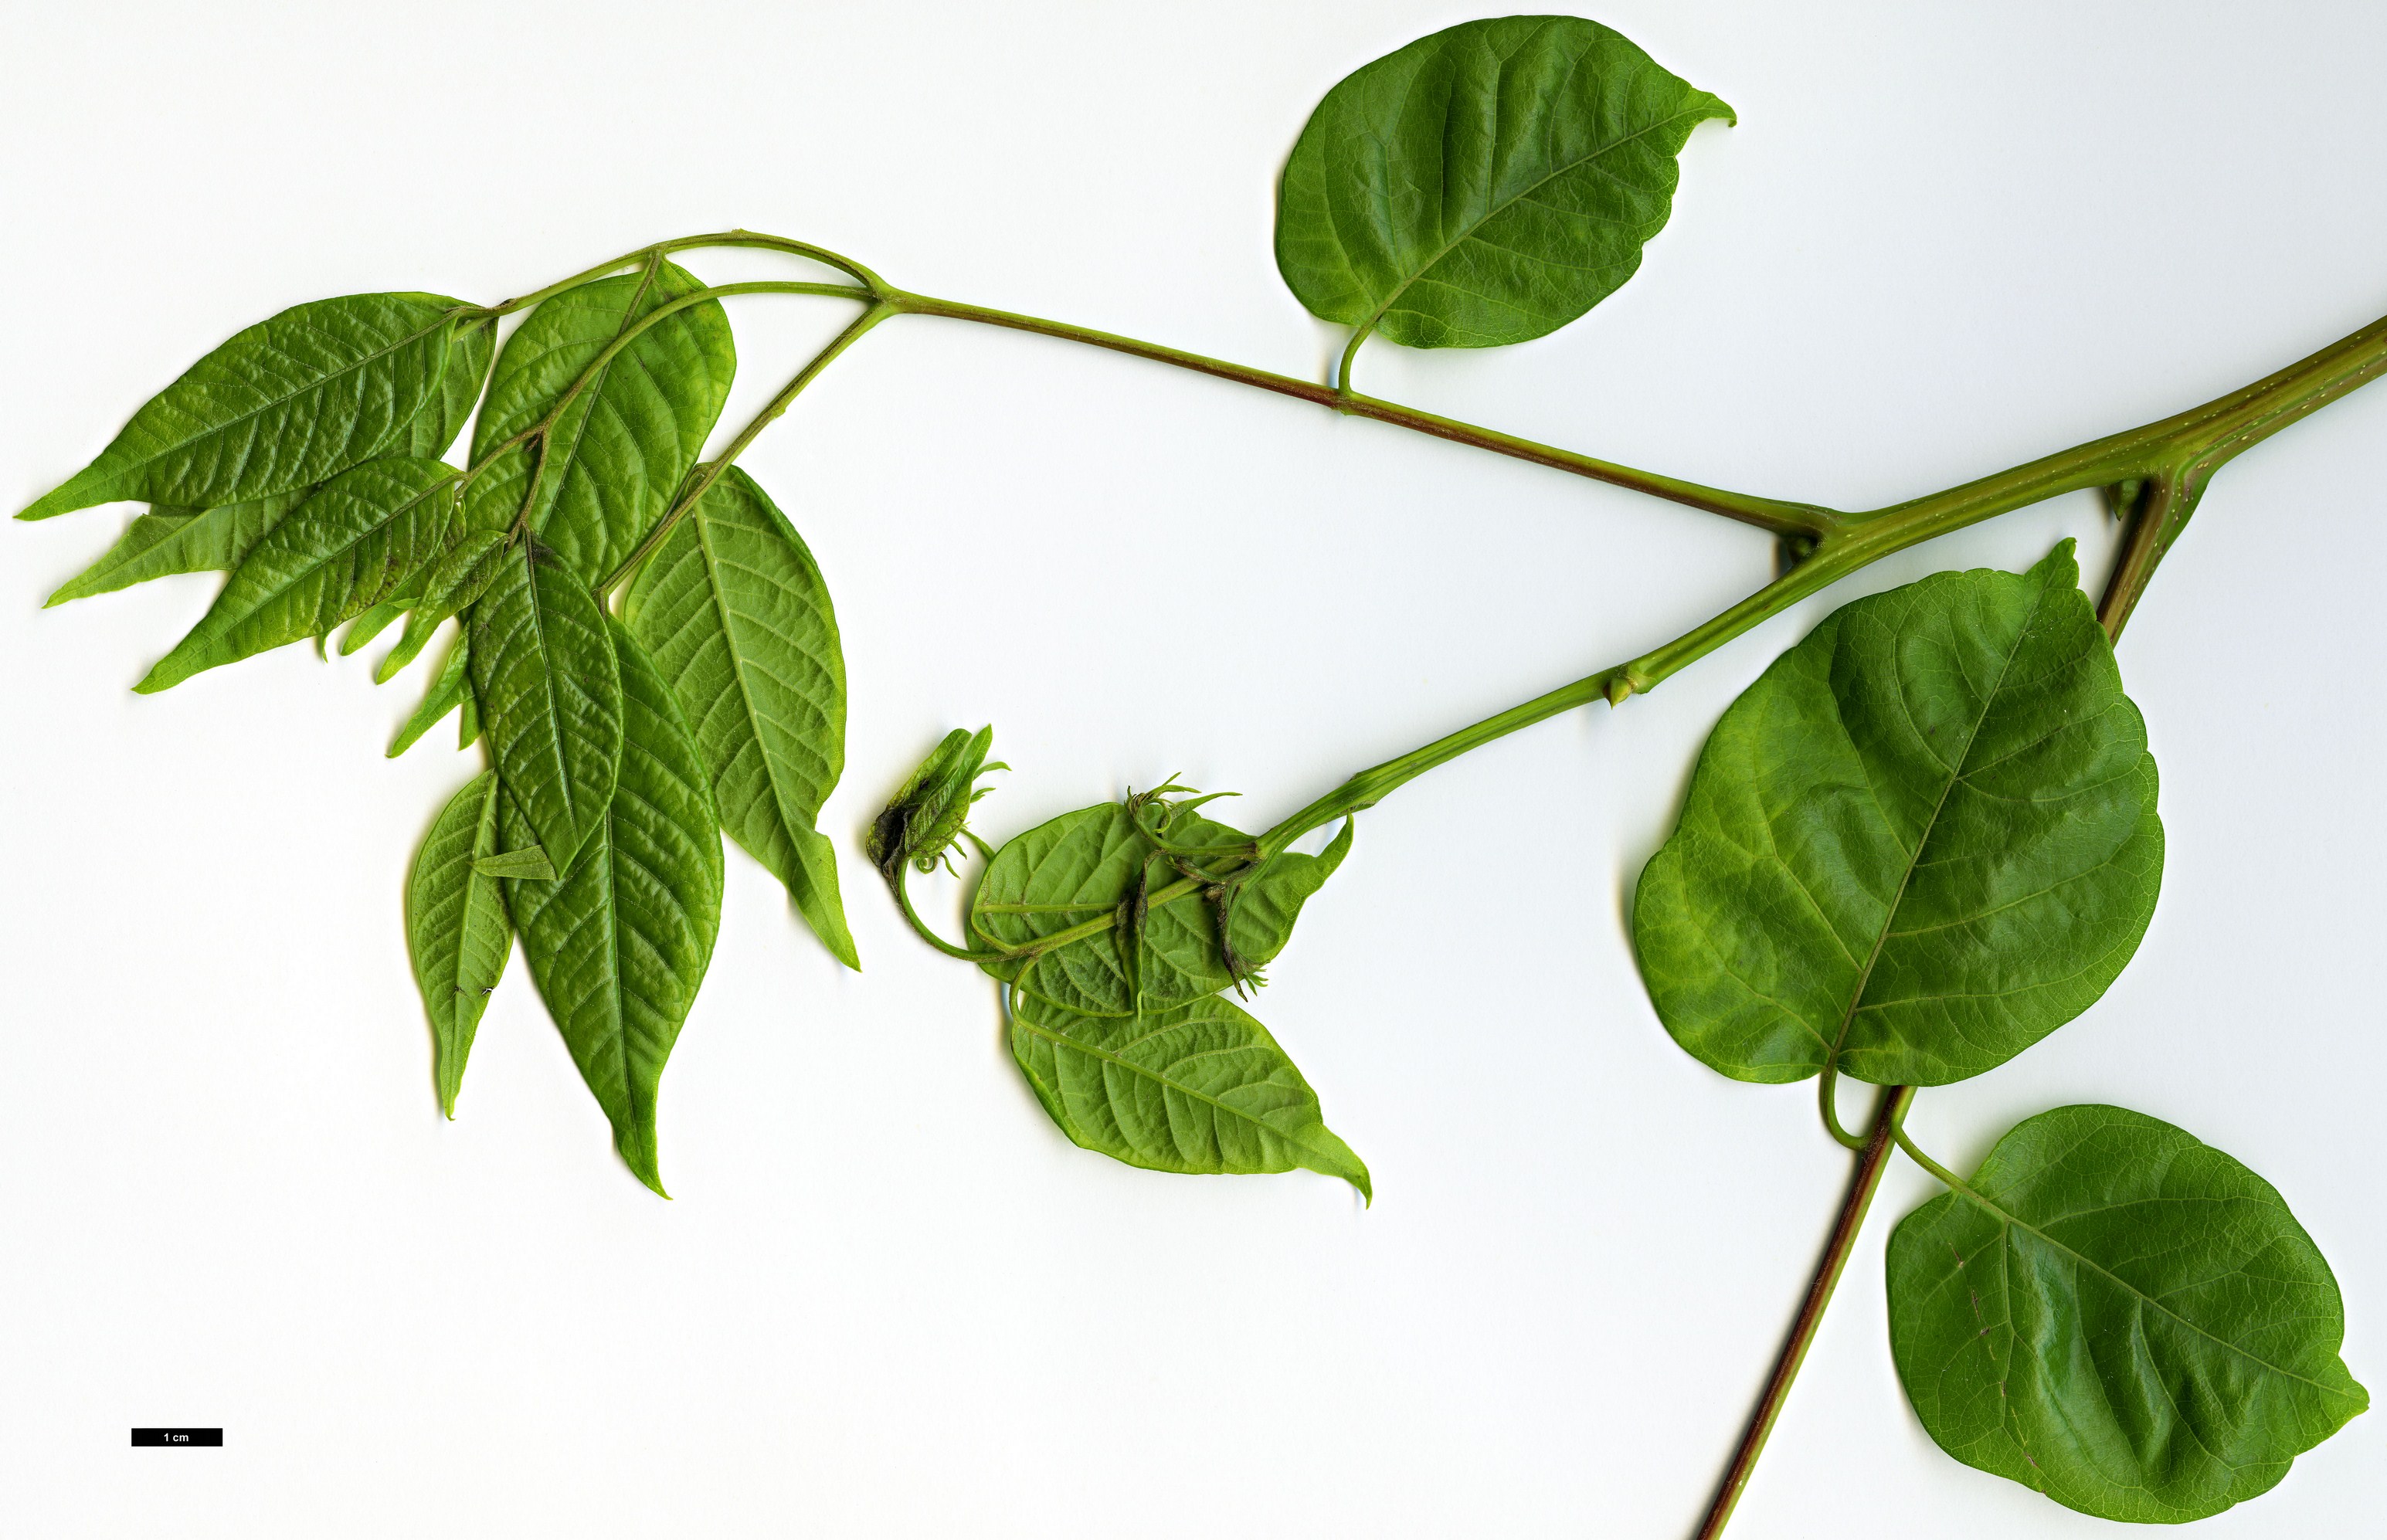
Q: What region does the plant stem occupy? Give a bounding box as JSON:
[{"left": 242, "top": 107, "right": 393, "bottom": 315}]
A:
[{"left": 1693, "top": 1084, "right": 1917, "bottom": 1540}]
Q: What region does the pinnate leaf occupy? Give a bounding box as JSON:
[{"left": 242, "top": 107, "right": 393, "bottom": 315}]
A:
[
  {"left": 1008, "top": 989, "right": 1368, "bottom": 1198},
  {"left": 1889, "top": 1104, "right": 2367, "bottom": 1521},
  {"left": 464, "top": 262, "right": 733, "bottom": 583},
  {"left": 1275, "top": 16, "right": 1733, "bottom": 350},
  {"left": 1634, "top": 543, "right": 2162, "bottom": 1087},
  {"left": 468, "top": 537, "right": 622, "bottom": 870},
  {"left": 623, "top": 467, "right": 854, "bottom": 968},
  {"left": 135, "top": 457, "right": 459, "bottom": 693},
  {"left": 503, "top": 619, "right": 723, "bottom": 1196},
  {"left": 407, "top": 772, "right": 512, "bottom": 1118},
  {"left": 20, "top": 293, "right": 473, "bottom": 520}
]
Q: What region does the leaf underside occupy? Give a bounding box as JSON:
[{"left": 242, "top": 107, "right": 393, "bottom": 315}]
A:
[
  {"left": 1275, "top": 15, "right": 1733, "bottom": 349},
  {"left": 468, "top": 537, "right": 623, "bottom": 873},
  {"left": 1634, "top": 542, "right": 2163, "bottom": 1087},
  {"left": 45, "top": 490, "right": 309, "bottom": 607},
  {"left": 623, "top": 466, "right": 855, "bottom": 968},
  {"left": 1008, "top": 989, "right": 1369, "bottom": 1198},
  {"left": 503, "top": 619, "right": 722, "bottom": 1196},
  {"left": 1889, "top": 1104, "right": 2368, "bottom": 1522},
  {"left": 406, "top": 772, "right": 512, "bottom": 1118},
  {"left": 390, "top": 629, "right": 472, "bottom": 758}
]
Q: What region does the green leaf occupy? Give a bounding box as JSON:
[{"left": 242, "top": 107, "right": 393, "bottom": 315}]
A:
[
  {"left": 389, "top": 629, "right": 470, "bottom": 758},
  {"left": 1275, "top": 16, "right": 1733, "bottom": 351},
  {"left": 338, "top": 590, "right": 413, "bottom": 656},
  {"left": 468, "top": 536, "right": 622, "bottom": 872},
  {"left": 1633, "top": 543, "right": 2162, "bottom": 1087},
  {"left": 375, "top": 527, "right": 510, "bottom": 684},
  {"left": 973, "top": 799, "right": 1351, "bottom": 1016},
  {"left": 43, "top": 490, "right": 309, "bottom": 607},
  {"left": 473, "top": 846, "right": 556, "bottom": 880},
  {"left": 503, "top": 619, "right": 723, "bottom": 1196},
  {"left": 1889, "top": 1104, "right": 2367, "bottom": 1522},
  {"left": 20, "top": 293, "right": 473, "bottom": 520},
  {"left": 463, "top": 262, "right": 734, "bottom": 583},
  {"left": 134, "top": 457, "right": 460, "bottom": 693},
  {"left": 406, "top": 772, "right": 511, "bottom": 1118},
  {"left": 401, "top": 314, "right": 495, "bottom": 459},
  {"left": 1007, "top": 989, "right": 1369, "bottom": 1198},
  {"left": 622, "top": 467, "right": 854, "bottom": 968}
]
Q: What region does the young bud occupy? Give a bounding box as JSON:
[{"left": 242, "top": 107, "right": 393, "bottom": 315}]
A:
[{"left": 868, "top": 725, "right": 1003, "bottom": 885}]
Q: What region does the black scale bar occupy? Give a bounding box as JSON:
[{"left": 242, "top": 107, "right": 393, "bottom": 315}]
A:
[{"left": 131, "top": 1428, "right": 222, "bottom": 1447}]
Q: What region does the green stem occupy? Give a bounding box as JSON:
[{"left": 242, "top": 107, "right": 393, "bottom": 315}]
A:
[
  {"left": 482, "top": 230, "right": 886, "bottom": 317},
  {"left": 1816, "top": 1065, "right": 1870, "bottom": 1153},
  {"left": 1693, "top": 1085, "right": 1918, "bottom": 1540},
  {"left": 891, "top": 867, "right": 1012, "bottom": 964}
]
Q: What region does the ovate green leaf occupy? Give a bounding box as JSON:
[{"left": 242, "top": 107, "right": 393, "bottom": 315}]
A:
[
  {"left": 407, "top": 772, "right": 511, "bottom": 1118},
  {"left": 1275, "top": 16, "right": 1733, "bottom": 350},
  {"left": 389, "top": 629, "right": 470, "bottom": 758},
  {"left": 1633, "top": 543, "right": 2162, "bottom": 1086},
  {"left": 136, "top": 457, "right": 459, "bottom": 692},
  {"left": 973, "top": 800, "right": 1351, "bottom": 1016},
  {"left": 1008, "top": 989, "right": 1369, "bottom": 1198},
  {"left": 503, "top": 620, "right": 723, "bottom": 1196},
  {"left": 468, "top": 537, "right": 622, "bottom": 871},
  {"left": 463, "top": 262, "right": 734, "bottom": 583},
  {"left": 44, "top": 490, "right": 309, "bottom": 607},
  {"left": 20, "top": 293, "right": 472, "bottom": 520},
  {"left": 622, "top": 467, "right": 854, "bottom": 968},
  {"left": 1889, "top": 1105, "right": 2367, "bottom": 1521}
]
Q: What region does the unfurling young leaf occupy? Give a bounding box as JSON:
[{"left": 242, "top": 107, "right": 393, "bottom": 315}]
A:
[
  {"left": 389, "top": 630, "right": 471, "bottom": 758},
  {"left": 468, "top": 536, "right": 623, "bottom": 872},
  {"left": 972, "top": 798, "right": 1351, "bottom": 1016},
  {"left": 1634, "top": 542, "right": 2162, "bottom": 1087},
  {"left": 43, "top": 490, "right": 310, "bottom": 607},
  {"left": 134, "top": 456, "right": 460, "bottom": 693},
  {"left": 1276, "top": 15, "right": 1733, "bottom": 352},
  {"left": 867, "top": 725, "right": 1000, "bottom": 886},
  {"left": 19, "top": 294, "right": 476, "bottom": 521},
  {"left": 1888, "top": 1105, "right": 2368, "bottom": 1522},
  {"left": 407, "top": 771, "right": 512, "bottom": 1117},
  {"left": 502, "top": 619, "right": 723, "bottom": 1197},
  {"left": 1007, "top": 989, "right": 1368, "bottom": 1198},
  {"left": 463, "top": 261, "right": 734, "bottom": 584},
  {"left": 623, "top": 467, "right": 856, "bottom": 968}
]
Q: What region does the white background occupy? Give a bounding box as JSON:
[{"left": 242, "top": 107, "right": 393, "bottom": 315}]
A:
[{"left": 4, "top": 2, "right": 2382, "bottom": 1535}]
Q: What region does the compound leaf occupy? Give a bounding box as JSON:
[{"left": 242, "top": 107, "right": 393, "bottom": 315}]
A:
[
  {"left": 1276, "top": 16, "right": 1733, "bottom": 351},
  {"left": 20, "top": 293, "right": 473, "bottom": 521},
  {"left": 1889, "top": 1104, "right": 2367, "bottom": 1522},
  {"left": 463, "top": 262, "right": 733, "bottom": 584},
  {"left": 622, "top": 466, "right": 854, "bottom": 968},
  {"left": 407, "top": 772, "right": 512, "bottom": 1118},
  {"left": 503, "top": 619, "right": 723, "bottom": 1196},
  {"left": 135, "top": 457, "right": 459, "bottom": 693},
  {"left": 1008, "top": 989, "right": 1368, "bottom": 1198},
  {"left": 1634, "top": 543, "right": 2162, "bottom": 1087},
  {"left": 468, "top": 536, "right": 622, "bottom": 871}
]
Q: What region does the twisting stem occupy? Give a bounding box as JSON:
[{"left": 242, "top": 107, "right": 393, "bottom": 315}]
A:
[
  {"left": 1693, "top": 1084, "right": 1917, "bottom": 1540},
  {"left": 1816, "top": 1064, "right": 1870, "bottom": 1152},
  {"left": 890, "top": 866, "right": 1014, "bottom": 965}
]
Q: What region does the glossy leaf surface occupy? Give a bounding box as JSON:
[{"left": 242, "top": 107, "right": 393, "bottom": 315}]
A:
[
  {"left": 1009, "top": 990, "right": 1369, "bottom": 1197},
  {"left": 504, "top": 620, "right": 722, "bottom": 1196},
  {"left": 136, "top": 457, "right": 458, "bottom": 692},
  {"left": 1889, "top": 1105, "right": 2367, "bottom": 1521},
  {"left": 468, "top": 538, "right": 622, "bottom": 870},
  {"left": 623, "top": 468, "right": 854, "bottom": 967},
  {"left": 1635, "top": 544, "right": 2162, "bottom": 1087},
  {"left": 975, "top": 801, "right": 1350, "bottom": 1016},
  {"left": 20, "top": 293, "right": 470, "bottom": 520},
  {"left": 1276, "top": 16, "right": 1732, "bottom": 349},
  {"left": 407, "top": 772, "right": 511, "bottom": 1117},
  {"left": 464, "top": 263, "right": 733, "bottom": 583}
]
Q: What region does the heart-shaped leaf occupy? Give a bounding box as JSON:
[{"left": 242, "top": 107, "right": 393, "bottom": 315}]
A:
[
  {"left": 1634, "top": 542, "right": 2162, "bottom": 1087},
  {"left": 1276, "top": 16, "right": 1733, "bottom": 351},
  {"left": 503, "top": 619, "right": 722, "bottom": 1196},
  {"left": 135, "top": 457, "right": 460, "bottom": 692},
  {"left": 468, "top": 536, "right": 623, "bottom": 872},
  {"left": 407, "top": 772, "right": 512, "bottom": 1118},
  {"left": 1007, "top": 989, "right": 1368, "bottom": 1198},
  {"left": 624, "top": 467, "right": 854, "bottom": 967},
  {"left": 464, "top": 262, "right": 734, "bottom": 584},
  {"left": 1889, "top": 1104, "right": 2368, "bottom": 1521},
  {"left": 20, "top": 293, "right": 473, "bottom": 520}
]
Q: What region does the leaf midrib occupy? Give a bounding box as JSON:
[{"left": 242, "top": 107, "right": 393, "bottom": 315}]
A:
[{"left": 1010, "top": 1002, "right": 1324, "bottom": 1152}]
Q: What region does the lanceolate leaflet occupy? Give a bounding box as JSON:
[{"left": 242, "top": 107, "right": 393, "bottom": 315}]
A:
[{"left": 18, "top": 15, "right": 2371, "bottom": 1532}]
